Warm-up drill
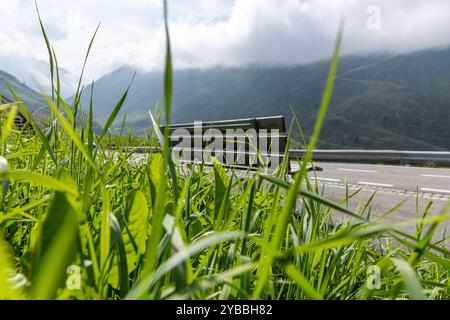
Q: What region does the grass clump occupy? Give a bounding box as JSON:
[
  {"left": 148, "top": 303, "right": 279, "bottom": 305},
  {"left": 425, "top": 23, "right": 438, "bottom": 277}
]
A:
[{"left": 0, "top": 0, "right": 449, "bottom": 300}]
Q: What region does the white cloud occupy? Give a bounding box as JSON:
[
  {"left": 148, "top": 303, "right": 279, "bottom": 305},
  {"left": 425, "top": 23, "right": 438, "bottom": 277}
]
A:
[{"left": 0, "top": 0, "right": 449, "bottom": 95}]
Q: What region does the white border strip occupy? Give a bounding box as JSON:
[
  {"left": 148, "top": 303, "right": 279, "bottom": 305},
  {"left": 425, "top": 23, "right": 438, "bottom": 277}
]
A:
[
  {"left": 313, "top": 177, "right": 341, "bottom": 183},
  {"left": 420, "top": 174, "right": 450, "bottom": 179},
  {"left": 421, "top": 187, "right": 450, "bottom": 194},
  {"left": 337, "top": 168, "right": 377, "bottom": 173},
  {"left": 358, "top": 181, "right": 394, "bottom": 188}
]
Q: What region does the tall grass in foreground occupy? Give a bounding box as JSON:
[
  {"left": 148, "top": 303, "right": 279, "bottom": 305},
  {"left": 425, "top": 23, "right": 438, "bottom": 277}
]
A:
[{"left": 0, "top": 1, "right": 450, "bottom": 300}]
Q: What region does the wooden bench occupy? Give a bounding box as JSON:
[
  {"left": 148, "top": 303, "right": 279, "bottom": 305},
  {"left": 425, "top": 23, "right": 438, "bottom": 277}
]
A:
[
  {"left": 160, "top": 115, "right": 290, "bottom": 172},
  {"left": 0, "top": 97, "right": 45, "bottom": 133}
]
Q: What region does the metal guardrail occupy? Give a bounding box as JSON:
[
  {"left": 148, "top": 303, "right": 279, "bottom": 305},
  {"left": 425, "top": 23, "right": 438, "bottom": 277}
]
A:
[
  {"left": 289, "top": 150, "right": 450, "bottom": 166},
  {"left": 113, "top": 146, "right": 450, "bottom": 166}
]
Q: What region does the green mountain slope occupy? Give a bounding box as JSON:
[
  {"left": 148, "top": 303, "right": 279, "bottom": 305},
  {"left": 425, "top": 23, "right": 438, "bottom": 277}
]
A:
[
  {"left": 77, "top": 47, "right": 450, "bottom": 150},
  {"left": 0, "top": 69, "right": 47, "bottom": 115}
]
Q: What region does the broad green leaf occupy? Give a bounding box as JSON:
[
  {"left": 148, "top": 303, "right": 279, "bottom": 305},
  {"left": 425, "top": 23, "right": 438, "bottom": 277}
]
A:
[
  {"left": 30, "top": 188, "right": 80, "bottom": 299},
  {"left": 122, "top": 190, "right": 150, "bottom": 271},
  {"left": 0, "top": 238, "right": 26, "bottom": 299},
  {"left": 141, "top": 153, "right": 169, "bottom": 281}
]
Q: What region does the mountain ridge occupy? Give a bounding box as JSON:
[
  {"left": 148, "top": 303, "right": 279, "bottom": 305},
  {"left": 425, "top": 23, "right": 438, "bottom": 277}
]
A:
[
  {"left": 76, "top": 47, "right": 450, "bottom": 150},
  {"left": 0, "top": 69, "right": 48, "bottom": 115}
]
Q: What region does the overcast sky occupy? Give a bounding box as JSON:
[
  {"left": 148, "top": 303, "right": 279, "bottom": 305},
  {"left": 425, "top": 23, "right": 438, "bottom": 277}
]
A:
[{"left": 1, "top": 0, "right": 450, "bottom": 95}]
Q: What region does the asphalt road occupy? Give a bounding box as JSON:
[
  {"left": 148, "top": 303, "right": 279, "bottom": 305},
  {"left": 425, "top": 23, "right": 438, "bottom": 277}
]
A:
[
  {"left": 300, "top": 162, "right": 450, "bottom": 195},
  {"left": 294, "top": 162, "right": 450, "bottom": 241},
  {"left": 129, "top": 152, "right": 450, "bottom": 241}
]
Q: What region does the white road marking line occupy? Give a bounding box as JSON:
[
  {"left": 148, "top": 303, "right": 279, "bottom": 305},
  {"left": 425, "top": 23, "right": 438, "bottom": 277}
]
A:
[
  {"left": 358, "top": 181, "right": 394, "bottom": 188},
  {"left": 312, "top": 177, "right": 341, "bottom": 183},
  {"left": 337, "top": 168, "right": 377, "bottom": 173},
  {"left": 420, "top": 188, "right": 450, "bottom": 194},
  {"left": 420, "top": 174, "right": 450, "bottom": 179}
]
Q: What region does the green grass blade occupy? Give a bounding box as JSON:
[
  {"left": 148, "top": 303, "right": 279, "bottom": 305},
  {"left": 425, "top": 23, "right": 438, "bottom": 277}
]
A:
[
  {"left": 99, "top": 73, "right": 135, "bottom": 142},
  {"left": 284, "top": 263, "right": 323, "bottom": 300},
  {"left": 162, "top": 0, "right": 173, "bottom": 126},
  {"left": 390, "top": 258, "right": 428, "bottom": 300},
  {"left": 34, "top": 0, "right": 54, "bottom": 103},
  {"left": 6, "top": 84, "right": 57, "bottom": 165},
  {"left": 43, "top": 93, "right": 97, "bottom": 170},
  {"left": 127, "top": 231, "right": 245, "bottom": 300},
  {"left": 3, "top": 170, "right": 78, "bottom": 196},
  {"left": 110, "top": 213, "right": 130, "bottom": 297},
  {"left": 253, "top": 25, "right": 343, "bottom": 298}
]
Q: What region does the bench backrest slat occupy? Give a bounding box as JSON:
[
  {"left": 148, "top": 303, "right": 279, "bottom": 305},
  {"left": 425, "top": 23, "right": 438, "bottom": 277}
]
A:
[
  {"left": 163, "top": 119, "right": 257, "bottom": 133},
  {"left": 160, "top": 115, "right": 289, "bottom": 172}
]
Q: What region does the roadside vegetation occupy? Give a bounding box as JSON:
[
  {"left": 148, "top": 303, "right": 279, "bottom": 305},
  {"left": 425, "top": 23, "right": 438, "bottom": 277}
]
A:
[{"left": 0, "top": 1, "right": 449, "bottom": 300}]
